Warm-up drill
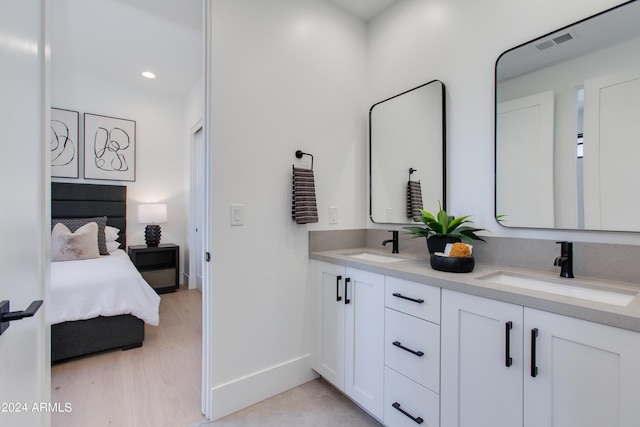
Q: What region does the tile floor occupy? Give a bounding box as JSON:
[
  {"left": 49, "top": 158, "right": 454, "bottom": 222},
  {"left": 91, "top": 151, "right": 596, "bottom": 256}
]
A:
[{"left": 192, "top": 377, "right": 382, "bottom": 427}]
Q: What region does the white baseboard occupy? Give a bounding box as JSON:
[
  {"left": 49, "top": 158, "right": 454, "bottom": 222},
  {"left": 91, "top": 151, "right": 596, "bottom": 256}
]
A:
[{"left": 209, "top": 354, "right": 318, "bottom": 421}]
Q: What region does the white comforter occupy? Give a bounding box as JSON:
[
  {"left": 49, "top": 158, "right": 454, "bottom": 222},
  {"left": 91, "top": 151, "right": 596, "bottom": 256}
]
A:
[{"left": 49, "top": 249, "right": 161, "bottom": 326}]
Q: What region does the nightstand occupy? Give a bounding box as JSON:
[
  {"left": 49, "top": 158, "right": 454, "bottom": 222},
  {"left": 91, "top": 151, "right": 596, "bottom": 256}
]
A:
[{"left": 128, "top": 244, "right": 179, "bottom": 294}]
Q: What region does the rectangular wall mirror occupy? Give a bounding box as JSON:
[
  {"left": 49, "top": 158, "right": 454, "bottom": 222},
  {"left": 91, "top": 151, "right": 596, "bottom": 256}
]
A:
[
  {"left": 370, "top": 80, "right": 446, "bottom": 224},
  {"left": 495, "top": 0, "right": 640, "bottom": 231}
]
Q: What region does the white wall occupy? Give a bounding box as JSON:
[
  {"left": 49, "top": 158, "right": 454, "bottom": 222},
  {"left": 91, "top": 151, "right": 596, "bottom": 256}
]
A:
[
  {"left": 368, "top": 0, "right": 640, "bottom": 245},
  {"left": 208, "top": 0, "right": 367, "bottom": 418},
  {"left": 51, "top": 73, "right": 189, "bottom": 279}
]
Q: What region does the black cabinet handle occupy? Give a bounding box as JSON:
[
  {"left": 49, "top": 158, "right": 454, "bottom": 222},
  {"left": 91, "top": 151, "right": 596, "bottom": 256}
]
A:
[
  {"left": 392, "top": 402, "right": 424, "bottom": 424},
  {"left": 392, "top": 292, "right": 424, "bottom": 304},
  {"left": 505, "top": 321, "right": 513, "bottom": 367},
  {"left": 344, "top": 278, "right": 351, "bottom": 304},
  {"left": 336, "top": 275, "right": 342, "bottom": 302},
  {"left": 531, "top": 328, "right": 539, "bottom": 377},
  {"left": 392, "top": 341, "right": 424, "bottom": 357}
]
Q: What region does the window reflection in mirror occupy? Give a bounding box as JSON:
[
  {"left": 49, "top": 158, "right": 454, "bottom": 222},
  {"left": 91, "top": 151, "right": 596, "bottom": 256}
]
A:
[
  {"left": 495, "top": 0, "right": 640, "bottom": 231},
  {"left": 370, "top": 80, "right": 446, "bottom": 224}
]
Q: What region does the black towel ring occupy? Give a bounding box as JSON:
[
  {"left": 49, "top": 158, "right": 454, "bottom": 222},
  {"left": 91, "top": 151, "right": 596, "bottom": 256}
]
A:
[{"left": 295, "top": 150, "right": 314, "bottom": 170}]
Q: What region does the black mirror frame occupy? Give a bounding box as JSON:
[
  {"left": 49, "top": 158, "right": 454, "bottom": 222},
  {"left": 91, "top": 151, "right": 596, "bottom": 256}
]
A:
[{"left": 369, "top": 80, "right": 447, "bottom": 224}]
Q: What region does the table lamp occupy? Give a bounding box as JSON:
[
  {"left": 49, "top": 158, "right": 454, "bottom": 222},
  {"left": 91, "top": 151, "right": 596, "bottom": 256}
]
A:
[{"left": 137, "top": 203, "right": 167, "bottom": 247}]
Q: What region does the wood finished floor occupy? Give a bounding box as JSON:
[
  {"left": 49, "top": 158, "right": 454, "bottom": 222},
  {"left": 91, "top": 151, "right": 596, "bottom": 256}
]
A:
[
  {"left": 52, "top": 286, "right": 382, "bottom": 427},
  {"left": 51, "top": 286, "right": 206, "bottom": 427}
]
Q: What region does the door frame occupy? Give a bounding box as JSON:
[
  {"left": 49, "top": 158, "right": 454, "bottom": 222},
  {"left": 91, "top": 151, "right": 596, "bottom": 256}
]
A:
[{"left": 189, "top": 120, "right": 205, "bottom": 291}]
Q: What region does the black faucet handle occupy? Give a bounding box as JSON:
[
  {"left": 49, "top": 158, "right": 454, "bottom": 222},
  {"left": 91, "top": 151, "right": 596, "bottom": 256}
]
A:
[
  {"left": 385, "top": 230, "right": 399, "bottom": 254},
  {"left": 555, "top": 241, "right": 574, "bottom": 278}
]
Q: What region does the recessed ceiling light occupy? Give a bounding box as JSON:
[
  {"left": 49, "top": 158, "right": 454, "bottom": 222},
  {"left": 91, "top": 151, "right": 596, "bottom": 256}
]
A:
[{"left": 141, "top": 71, "right": 156, "bottom": 79}]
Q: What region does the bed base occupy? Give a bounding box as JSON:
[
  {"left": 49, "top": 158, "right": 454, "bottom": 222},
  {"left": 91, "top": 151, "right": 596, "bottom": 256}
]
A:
[{"left": 51, "top": 314, "right": 144, "bottom": 363}]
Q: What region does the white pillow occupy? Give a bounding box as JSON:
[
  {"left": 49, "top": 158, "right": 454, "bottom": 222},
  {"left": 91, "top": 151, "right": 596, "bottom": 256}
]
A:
[
  {"left": 105, "top": 225, "right": 120, "bottom": 242},
  {"left": 51, "top": 222, "right": 100, "bottom": 262},
  {"left": 106, "top": 241, "right": 121, "bottom": 252}
]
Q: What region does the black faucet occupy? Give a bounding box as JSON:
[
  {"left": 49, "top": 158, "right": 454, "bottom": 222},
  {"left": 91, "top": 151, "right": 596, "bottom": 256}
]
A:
[
  {"left": 382, "top": 230, "right": 399, "bottom": 254},
  {"left": 554, "top": 241, "right": 574, "bottom": 278}
]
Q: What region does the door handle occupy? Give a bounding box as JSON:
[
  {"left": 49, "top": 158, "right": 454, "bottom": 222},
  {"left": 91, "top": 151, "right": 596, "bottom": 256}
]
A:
[{"left": 0, "top": 300, "right": 43, "bottom": 336}]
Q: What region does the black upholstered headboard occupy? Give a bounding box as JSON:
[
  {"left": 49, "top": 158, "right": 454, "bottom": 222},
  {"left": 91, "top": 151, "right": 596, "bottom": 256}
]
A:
[{"left": 51, "top": 182, "right": 127, "bottom": 249}]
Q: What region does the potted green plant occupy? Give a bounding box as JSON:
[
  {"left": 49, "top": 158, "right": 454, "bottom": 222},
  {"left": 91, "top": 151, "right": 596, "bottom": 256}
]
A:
[{"left": 403, "top": 204, "right": 487, "bottom": 254}]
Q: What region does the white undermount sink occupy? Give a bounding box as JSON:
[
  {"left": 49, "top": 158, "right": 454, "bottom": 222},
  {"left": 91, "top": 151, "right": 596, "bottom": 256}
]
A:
[
  {"left": 477, "top": 271, "right": 637, "bottom": 306},
  {"left": 342, "top": 252, "right": 404, "bottom": 263}
]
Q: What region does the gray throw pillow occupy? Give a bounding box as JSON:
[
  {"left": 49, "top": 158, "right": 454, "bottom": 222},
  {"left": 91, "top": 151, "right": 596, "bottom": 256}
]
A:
[{"left": 52, "top": 216, "right": 109, "bottom": 255}]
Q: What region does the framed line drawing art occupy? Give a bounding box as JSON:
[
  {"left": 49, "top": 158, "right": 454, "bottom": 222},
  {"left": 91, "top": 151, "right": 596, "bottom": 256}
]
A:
[
  {"left": 51, "top": 108, "right": 79, "bottom": 178},
  {"left": 84, "top": 113, "right": 136, "bottom": 181}
]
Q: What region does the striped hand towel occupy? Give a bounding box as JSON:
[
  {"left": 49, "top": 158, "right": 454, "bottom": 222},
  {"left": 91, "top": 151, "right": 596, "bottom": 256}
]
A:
[
  {"left": 292, "top": 167, "right": 319, "bottom": 224},
  {"left": 407, "top": 180, "right": 424, "bottom": 221}
]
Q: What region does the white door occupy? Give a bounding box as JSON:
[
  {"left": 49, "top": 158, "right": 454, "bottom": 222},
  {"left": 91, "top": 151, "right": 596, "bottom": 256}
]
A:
[
  {"left": 524, "top": 308, "right": 640, "bottom": 427},
  {"left": 583, "top": 68, "right": 640, "bottom": 230},
  {"left": 312, "top": 262, "right": 345, "bottom": 389},
  {"left": 0, "top": 1, "right": 49, "bottom": 426},
  {"left": 497, "top": 91, "right": 555, "bottom": 228},
  {"left": 190, "top": 125, "right": 205, "bottom": 291},
  {"left": 202, "top": 1, "right": 213, "bottom": 418},
  {"left": 344, "top": 268, "right": 384, "bottom": 420},
  {"left": 441, "top": 290, "right": 523, "bottom": 427}
]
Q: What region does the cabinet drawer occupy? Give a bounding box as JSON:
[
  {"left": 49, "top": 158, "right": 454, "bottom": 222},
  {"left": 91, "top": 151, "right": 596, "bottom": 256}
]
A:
[
  {"left": 141, "top": 269, "right": 176, "bottom": 288},
  {"left": 132, "top": 250, "right": 176, "bottom": 269},
  {"left": 384, "top": 367, "right": 439, "bottom": 427},
  {"left": 385, "top": 277, "right": 440, "bottom": 324},
  {"left": 385, "top": 308, "right": 440, "bottom": 393}
]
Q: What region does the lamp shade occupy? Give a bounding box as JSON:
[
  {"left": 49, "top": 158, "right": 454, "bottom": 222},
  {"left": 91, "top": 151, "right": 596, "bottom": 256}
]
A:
[{"left": 137, "top": 203, "right": 167, "bottom": 224}]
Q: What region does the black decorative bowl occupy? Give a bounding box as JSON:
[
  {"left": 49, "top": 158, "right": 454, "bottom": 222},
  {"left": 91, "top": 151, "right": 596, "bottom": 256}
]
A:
[{"left": 430, "top": 252, "right": 475, "bottom": 273}]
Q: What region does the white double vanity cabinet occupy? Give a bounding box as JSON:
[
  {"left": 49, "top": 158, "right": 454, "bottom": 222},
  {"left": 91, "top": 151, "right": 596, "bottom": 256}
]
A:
[{"left": 312, "top": 258, "right": 640, "bottom": 427}]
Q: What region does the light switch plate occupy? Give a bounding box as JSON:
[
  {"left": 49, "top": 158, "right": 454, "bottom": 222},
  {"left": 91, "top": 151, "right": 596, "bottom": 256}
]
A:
[
  {"left": 386, "top": 208, "right": 393, "bottom": 222},
  {"left": 329, "top": 206, "right": 338, "bottom": 224},
  {"left": 230, "top": 204, "right": 244, "bottom": 226}
]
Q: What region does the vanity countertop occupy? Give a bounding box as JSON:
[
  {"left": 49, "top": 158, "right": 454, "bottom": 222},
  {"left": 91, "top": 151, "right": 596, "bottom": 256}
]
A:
[{"left": 310, "top": 248, "right": 640, "bottom": 333}]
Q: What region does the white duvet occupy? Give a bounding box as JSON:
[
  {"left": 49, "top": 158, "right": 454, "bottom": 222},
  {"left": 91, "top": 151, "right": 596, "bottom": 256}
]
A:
[{"left": 48, "top": 249, "right": 161, "bottom": 326}]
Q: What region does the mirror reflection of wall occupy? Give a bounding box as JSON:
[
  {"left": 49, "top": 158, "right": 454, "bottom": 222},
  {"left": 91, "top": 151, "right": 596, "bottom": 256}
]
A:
[
  {"left": 370, "top": 80, "right": 446, "bottom": 224},
  {"left": 495, "top": 0, "right": 640, "bottom": 231}
]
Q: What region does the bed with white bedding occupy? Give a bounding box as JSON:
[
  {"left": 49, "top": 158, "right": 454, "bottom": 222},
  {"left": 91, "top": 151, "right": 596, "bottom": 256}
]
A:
[
  {"left": 49, "top": 249, "right": 160, "bottom": 326},
  {"left": 50, "top": 182, "right": 161, "bottom": 363}
]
